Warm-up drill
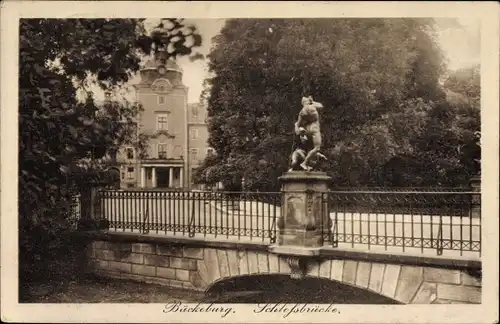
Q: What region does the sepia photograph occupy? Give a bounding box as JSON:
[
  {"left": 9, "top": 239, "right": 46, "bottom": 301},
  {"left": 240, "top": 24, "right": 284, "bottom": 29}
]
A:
[{"left": 1, "top": 1, "right": 498, "bottom": 323}]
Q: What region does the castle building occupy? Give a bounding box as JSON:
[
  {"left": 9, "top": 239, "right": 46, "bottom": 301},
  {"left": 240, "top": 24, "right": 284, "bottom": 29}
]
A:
[{"left": 116, "top": 52, "right": 211, "bottom": 189}]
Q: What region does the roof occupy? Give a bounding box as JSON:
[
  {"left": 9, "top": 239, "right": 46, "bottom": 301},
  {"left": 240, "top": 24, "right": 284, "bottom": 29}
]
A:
[
  {"left": 143, "top": 59, "right": 157, "bottom": 69},
  {"left": 187, "top": 102, "right": 207, "bottom": 109},
  {"left": 165, "top": 59, "right": 181, "bottom": 71},
  {"left": 141, "top": 56, "right": 182, "bottom": 73}
]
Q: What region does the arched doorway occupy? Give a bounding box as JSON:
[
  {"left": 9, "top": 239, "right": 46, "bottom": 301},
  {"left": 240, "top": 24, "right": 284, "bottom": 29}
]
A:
[{"left": 203, "top": 274, "right": 401, "bottom": 304}]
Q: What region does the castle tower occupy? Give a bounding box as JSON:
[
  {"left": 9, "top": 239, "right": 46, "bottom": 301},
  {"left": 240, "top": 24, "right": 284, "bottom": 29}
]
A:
[{"left": 118, "top": 51, "right": 189, "bottom": 189}]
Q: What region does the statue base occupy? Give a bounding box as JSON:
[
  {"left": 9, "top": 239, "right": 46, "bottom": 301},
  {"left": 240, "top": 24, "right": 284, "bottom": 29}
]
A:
[
  {"left": 270, "top": 171, "right": 332, "bottom": 278},
  {"left": 276, "top": 171, "right": 331, "bottom": 244}
]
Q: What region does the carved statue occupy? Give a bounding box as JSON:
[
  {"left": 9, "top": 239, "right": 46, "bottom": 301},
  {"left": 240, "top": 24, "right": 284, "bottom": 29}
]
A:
[
  {"left": 289, "top": 134, "right": 326, "bottom": 171},
  {"left": 291, "top": 96, "right": 327, "bottom": 171},
  {"left": 289, "top": 136, "right": 308, "bottom": 171}
]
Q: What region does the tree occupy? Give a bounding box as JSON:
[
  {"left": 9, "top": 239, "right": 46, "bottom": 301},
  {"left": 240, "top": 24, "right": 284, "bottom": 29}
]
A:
[
  {"left": 195, "top": 18, "right": 457, "bottom": 191},
  {"left": 19, "top": 18, "right": 203, "bottom": 290},
  {"left": 442, "top": 65, "right": 481, "bottom": 177}
]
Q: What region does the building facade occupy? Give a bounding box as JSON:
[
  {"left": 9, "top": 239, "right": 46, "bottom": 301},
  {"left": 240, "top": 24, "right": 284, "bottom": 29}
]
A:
[{"left": 116, "top": 52, "right": 210, "bottom": 189}]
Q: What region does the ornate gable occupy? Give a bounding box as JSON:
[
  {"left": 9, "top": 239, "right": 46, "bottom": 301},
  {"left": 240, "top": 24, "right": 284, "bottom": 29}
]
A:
[
  {"left": 150, "top": 129, "right": 175, "bottom": 139},
  {"left": 151, "top": 78, "right": 173, "bottom": 94}
]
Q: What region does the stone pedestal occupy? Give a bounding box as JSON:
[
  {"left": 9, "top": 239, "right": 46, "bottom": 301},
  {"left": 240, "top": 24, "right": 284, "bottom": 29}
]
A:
[
  {"left": 78, "top": 186, "right": 109, "bottom": 231},
  {"left": 269, "top": 171, "right": 331, "bottom": 278}
]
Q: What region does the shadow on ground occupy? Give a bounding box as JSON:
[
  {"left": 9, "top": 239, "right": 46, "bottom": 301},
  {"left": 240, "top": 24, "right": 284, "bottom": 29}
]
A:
[{"left": 203, "top": 274, "right": 401, "bottom": 304}]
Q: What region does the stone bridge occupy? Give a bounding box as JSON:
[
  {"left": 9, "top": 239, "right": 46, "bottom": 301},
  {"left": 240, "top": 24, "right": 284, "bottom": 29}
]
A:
[
  {"left": 85, "top": 232, "right": 481, "bottom": 304},
  {"left": 82, "top": 171, "right": 481, "bottom": 304}
]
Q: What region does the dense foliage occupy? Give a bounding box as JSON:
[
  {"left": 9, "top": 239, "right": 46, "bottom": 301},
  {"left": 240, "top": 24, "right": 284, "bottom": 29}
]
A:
[
  {"left": 19, "top": 18, "right": 203, "bottom": 288},
  {"left": 194, "top": 19, "right": 480, "bottom": 191}
]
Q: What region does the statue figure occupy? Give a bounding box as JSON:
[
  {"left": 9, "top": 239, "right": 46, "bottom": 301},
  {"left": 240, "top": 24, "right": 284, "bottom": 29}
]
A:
[
  {"left": 292, "top": 96, "right": 326, "bottom": 171},
  {"left": 288, "top": 132, "right": 326, "bottom": 171},
  {"left": 289, "top": 135, "right": 309, "bottom": 171}
]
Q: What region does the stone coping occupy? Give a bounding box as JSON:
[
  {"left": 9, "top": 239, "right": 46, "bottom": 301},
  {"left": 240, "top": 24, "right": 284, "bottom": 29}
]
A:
[
  {"left": 279, "top": 171, "right": 332, "bottom": 182},
  {"left": 79, "top": 231, "right": 481, "bottom": 270},
  {"left": 319, "top": 246, "right": 481, "bottom": 269},
  {"left": 82, "top": 230, "right": 269, "bottom": 252}
]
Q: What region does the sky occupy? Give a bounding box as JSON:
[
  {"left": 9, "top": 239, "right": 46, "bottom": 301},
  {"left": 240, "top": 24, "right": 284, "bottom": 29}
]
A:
[
  {"left": 96, "top": 18, "right": 481, "bottom": 104},
  {"left": 435, "top": 18, "right": 480, "bottom": 70}
]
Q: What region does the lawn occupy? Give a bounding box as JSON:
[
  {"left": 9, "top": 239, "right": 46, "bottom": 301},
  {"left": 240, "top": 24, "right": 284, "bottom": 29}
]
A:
[{"left": 23, "top": 275, "right": 205, "bottom": 303}]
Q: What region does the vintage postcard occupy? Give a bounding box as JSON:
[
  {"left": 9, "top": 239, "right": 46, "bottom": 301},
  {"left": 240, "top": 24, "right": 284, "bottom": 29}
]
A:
[{"left": 1, "top": 1, "right": 499, "bottom": 323}]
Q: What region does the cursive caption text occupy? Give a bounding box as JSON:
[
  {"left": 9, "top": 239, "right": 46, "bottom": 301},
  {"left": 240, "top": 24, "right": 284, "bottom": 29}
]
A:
[
  {"left": 254, "top": 303, "right": 340, "bottom": 318},
  {"left": 163, "top": 302, "right": 235, "bottom": 318}
]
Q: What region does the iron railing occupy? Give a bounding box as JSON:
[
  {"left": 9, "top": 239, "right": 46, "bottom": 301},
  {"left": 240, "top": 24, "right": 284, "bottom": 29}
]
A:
[
  {"left": 330, "top": 186, "right": 472, "bottom": 192},
  {"left": 69, "top": 193, "right": 82, "bottom": 229},
  {"left": 86, "top": 189, "right": 481, "bottom": 256},
  {"left": 98, "top": 190, "right": 280, "bottom": 243},
  {"left": 323, "top": 191, "right": 481, "bottom": 256}
]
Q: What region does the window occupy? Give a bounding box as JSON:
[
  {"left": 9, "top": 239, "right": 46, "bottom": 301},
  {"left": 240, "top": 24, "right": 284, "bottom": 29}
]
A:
[
  {"left": 191, "top": 105, "right": 199, "bottom": 120},
  {"left": 126, "top": 147, "right": 134, "bottom": 160},
  {"left": 126, "top": 167, "right": 135, "bottom": 179},
  {"left": 207, "top": 148, "right": 215, "bottom": 156},
  {"left": 173, "top": 145, "right": 183, "bottom": 158},
  {"left": 158, "top": 95, "right": 166, "bottom": 105},
  {"left": 157, "top": 143, "right": 168, "bottom": 159},
  {"left": 156, "top": 113, "right": 168, "bottom": 130},
  {"left": 190, "top": 128, "right": 199, "bottom": 140},
  {"left": 190, "top": 148, "right": 199, "bottom": 161}
]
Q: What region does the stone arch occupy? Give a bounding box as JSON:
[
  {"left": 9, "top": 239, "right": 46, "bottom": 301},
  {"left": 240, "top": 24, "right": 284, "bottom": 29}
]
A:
[
  {"left": 195, "top": 248, "right": 411, "bottom": 304},
  {"left": 294, "top": 258, "right": 407, "bottom": 304},
  {"left": 195, "top": 248, "right": 287, "bottom": 289},
  {"left": 309, "top": 258, "right": 441, "bottom": 304},
  {"left": 204, "top": 273, "right": 278, "bottom": 298},
  {"left": 203, "top": 270, "right": 401, "bottom": 304}
]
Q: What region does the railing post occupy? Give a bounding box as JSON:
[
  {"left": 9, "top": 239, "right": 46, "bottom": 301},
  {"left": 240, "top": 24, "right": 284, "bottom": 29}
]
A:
[
  {"left": 188, "top": 195, "right": 196, "bottom": 237},
  {"left": 436, "top": 218, "right": 444, "bottom": 255},
  {"left": 324, "top": 191, "right": 337, "bottom": 247},
  {"left": 270, "top": 194, "right": 278, "bottom": 243},
  {"left": 142, "top": 192, "right": 149, "bottom": 234},
  {"left": 79, "top": 186, "right": 91, "bottom": 220},
  {"left": 77, "top": 185, "right": 108, "bottom": 231},
  {"left": 469, "top": 175, "right": 481, "bottom": 218},
  {"left": 90, "top": 187, "right": 99, "bottom": 220}
]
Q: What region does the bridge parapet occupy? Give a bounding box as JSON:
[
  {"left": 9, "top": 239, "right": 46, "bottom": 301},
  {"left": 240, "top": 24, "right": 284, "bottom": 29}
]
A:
[
  {"left": 76, "top": 185, "right": 481, "bottom": 257},
  {"left": 83, "top": 232, "right": 481, "bottom": 304},
  {"left": 75, "top": 171, "right": 482, "bottom": 303}
]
